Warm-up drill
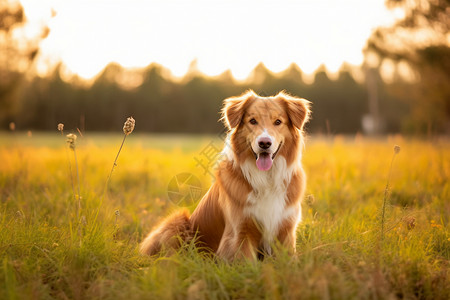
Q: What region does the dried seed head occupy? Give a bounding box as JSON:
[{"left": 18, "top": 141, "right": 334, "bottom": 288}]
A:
[
  {"left": 9, "top": 122, "right": 15, "bottom": 131},
  {"left": 123, "top": 117, "right": 135, "bottom": 135},
  {"left": 394, "top": 145, "right": 400, "bottom": 154},
  {"left": 115, "top": 210, "right": 120, "bottom": 216},
  {"left": 57, "top": 123, "right": 64, "bottom": 131},
  {"left": 405, "top": 217, "right": 416, "bottom": 230},
  {"left": 66, "top": 133, "right": 77, "bottom": 149},
  {"left": 305, "top": 194, "right": 315, "bottom": 208}
]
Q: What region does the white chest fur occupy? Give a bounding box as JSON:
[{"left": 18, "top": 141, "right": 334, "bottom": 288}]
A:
[{"left": 240, "top": 157, "right": 301, "bottom": 250}]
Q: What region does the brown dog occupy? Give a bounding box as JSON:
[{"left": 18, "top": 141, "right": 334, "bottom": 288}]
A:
[{"left": 140, "top": 90, "right": 311, "bottom": 260}]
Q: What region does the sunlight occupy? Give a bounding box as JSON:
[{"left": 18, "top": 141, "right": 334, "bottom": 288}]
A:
[{"left": 20, "top": 0, "right": 402, "bottom": 81}]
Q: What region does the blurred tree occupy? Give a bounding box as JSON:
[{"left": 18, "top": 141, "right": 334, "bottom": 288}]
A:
[
  {"left": 367, "top": 0, "right": 450, "bottom": 133},
  {"left": 304, "top": 66, "right": 367, "bottom": 134},
  {"left": 0, "top": 0, "right": 49, "bottom": 127}
]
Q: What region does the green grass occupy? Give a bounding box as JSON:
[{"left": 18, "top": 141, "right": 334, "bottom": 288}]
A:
[{"left": 0, "top": 132, "right": 449, "bottom": 299}]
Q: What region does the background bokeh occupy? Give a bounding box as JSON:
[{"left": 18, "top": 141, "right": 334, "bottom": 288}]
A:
[{"left": 1, "top": 0, "right": 449, "bottom": 135}]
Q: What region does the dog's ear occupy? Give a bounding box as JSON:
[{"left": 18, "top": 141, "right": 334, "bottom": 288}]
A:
[
  {"left": 222, "top": 90, "right": 255, "bottom": 129},
  {"left": 278, "top": 92, "right": 311, "bottom": 130}
]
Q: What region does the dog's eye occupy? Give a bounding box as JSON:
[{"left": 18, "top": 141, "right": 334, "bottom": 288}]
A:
[
  {"left": 249, "top": 118, "right": 258, "bottom": 125},
  {"left": 274, "top": 119, "right": 282, "bottom": 126}
]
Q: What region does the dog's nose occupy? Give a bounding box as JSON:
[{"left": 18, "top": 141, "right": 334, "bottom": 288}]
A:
[{"left": 258, "top": 137, "right": 272, "bottom": 150}]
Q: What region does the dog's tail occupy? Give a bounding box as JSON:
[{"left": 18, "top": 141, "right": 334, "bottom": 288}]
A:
[{"left": 139, "top": 209, "right": 192, "bottom": 256}]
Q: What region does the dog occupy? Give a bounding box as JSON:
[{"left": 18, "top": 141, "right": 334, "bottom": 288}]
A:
[{"left": 140, "top": 90, "right": 311, "bottom": 260}]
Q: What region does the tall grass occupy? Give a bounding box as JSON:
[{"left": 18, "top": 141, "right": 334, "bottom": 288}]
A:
[
  {"left": 380, "top": 145, "right": 401, "bottom": 241},
  {"left": 0, "top": 133, "right": 448, "bottom": 299}
]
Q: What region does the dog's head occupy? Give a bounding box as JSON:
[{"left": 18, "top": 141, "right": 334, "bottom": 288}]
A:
[{"left": 222, "top": 90, "right": 311, "bottom": 171}]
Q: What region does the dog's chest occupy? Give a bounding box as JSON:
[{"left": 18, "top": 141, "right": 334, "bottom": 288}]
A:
[
  {"left": 241, "top": 158, "right": 297, "bottom": 244},
  {"left": 245, "top": 186, "right": 289, "bottom": 241}
]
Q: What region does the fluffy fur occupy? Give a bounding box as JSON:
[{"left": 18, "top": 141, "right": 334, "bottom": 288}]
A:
[{"left": 140, "top": 90, "right": 311, "bottom": 261}]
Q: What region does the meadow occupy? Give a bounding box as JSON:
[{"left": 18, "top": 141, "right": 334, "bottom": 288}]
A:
[{"left": 0, "top": 131, "right": 449, "bottom": 299}]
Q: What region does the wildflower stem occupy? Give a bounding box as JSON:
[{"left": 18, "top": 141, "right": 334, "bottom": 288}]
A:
[
  {"left": 104, "top": 134, "right": 127, "bottom": 197},
  {"left": 61, "top": 130, "right": 76, "bottom": 202},
  {"left": 104, "top": 116, "right": 134, "bottom": 197},
  {"left": 381, "top": 146, "right": 400, "bottom": 241},
  {"left": 73, "top": 148, "right": 81, "bottom": 218}
]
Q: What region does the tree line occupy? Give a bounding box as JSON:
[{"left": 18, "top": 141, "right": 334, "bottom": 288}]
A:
[{"left": 6, "top": 62, "right": 417, "bottom": 135}]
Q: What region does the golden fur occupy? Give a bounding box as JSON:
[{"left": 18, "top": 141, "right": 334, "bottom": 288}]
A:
[{"left": 140, "top": 90, "right": 311, "bottom": 260}]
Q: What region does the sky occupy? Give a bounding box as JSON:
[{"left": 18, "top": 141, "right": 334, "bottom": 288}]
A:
[{"left": 20, "top": 0, "right": 403, "bottom": 81}]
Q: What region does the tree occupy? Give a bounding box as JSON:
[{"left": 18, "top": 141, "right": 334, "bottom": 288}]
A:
[
  {"left": 366, "top": 0, "right": 450, "bottom": 133},
  {"left": 0, "top": 0, "right": 49, "bottom": 126}
]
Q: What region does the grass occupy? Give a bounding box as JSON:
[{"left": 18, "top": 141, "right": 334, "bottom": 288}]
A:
[{"left": 0, "top": 132, "right": 449, "bottom": 299}]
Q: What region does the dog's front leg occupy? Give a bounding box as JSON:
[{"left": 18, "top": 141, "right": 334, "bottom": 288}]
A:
[
  {"left": 216, "top": 224, "right": 239, "bottom": 261},
  {"left": 236, "top": 217, "right": 262, "bottom": 260},
  {"left": 277, "top": 219, "right": 298, "bottom": 254},
  {"left": 216, "top": 219, "right": 261, "bottom": 261}
]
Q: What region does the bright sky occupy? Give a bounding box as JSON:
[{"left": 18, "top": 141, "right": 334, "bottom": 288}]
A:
[{"left": 20, "top": 0, "right": 402, "bottom": 81}]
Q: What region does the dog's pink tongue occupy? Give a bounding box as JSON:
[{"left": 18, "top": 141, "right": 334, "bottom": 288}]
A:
[{"left": 256, "top": 153, "right": 273, "bottom": 171}]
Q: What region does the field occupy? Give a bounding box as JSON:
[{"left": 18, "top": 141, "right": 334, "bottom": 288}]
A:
[{"left": 0, "top": 131, "right": 449, "bottom": 299}]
